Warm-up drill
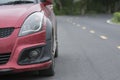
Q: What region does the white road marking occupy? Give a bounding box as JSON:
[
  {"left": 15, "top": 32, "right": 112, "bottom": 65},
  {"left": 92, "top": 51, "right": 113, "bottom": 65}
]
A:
[
  {"left": 82, "top": 27, "right": 86, "bottom": 30},
  {"left": 107, "top": 20, "right": 111, "bottom": 24},
  {"left": 100, "top": 35, "right": 108, "bottom": 40},
  {"left": 107, "top": 20, "right": 120, "bottom": 25},
  {"left": 90, "top": 30, "right": 95, "bottom": 34},
  {"left": 117, "top": 46, "right": 120, "bottom": 49}
]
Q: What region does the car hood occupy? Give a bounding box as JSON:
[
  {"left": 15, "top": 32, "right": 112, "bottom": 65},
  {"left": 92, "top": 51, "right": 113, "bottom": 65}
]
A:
[{"left": 0, "top": 4, "right": 41, "bottom": 28}]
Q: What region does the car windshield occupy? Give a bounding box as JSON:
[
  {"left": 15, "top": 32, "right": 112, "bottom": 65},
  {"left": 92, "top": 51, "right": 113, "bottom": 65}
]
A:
[{"left": 0, "top": 0, "right": 35, "bottom": 5}]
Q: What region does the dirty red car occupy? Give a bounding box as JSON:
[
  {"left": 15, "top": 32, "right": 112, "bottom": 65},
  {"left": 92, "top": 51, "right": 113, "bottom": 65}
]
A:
[{"left": 0, "top": 0, "right": 58, "bottom": 76}]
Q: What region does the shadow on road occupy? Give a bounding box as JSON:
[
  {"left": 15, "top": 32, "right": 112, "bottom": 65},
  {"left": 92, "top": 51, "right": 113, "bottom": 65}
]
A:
[{"left": 0, "top": 71, "right": 51, "bottom": 80}]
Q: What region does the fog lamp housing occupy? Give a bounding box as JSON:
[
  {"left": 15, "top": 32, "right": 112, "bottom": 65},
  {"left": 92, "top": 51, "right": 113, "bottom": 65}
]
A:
[
  {"left": 18, "top": 47, "right": 43, "bottom": 65},
  {"left": 29, "top": 50, "right": 41, "bottom": 60}
]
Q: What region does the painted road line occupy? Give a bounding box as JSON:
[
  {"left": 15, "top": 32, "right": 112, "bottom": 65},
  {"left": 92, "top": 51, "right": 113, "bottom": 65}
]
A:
[
  {"left": 90, "top": 30, "right": 95, "bottom": 34},
  {"left": 107, "top": 20, "right": 120, "bottom": 25},
  {"left": 117, "top": 46, "right": 120, "bottom": 49},
  {"left": 100, "top": 35, "right": 108, "bottom": 40},
  {"left": 82, "top": 27, "right": 87, "bottom": 30}
]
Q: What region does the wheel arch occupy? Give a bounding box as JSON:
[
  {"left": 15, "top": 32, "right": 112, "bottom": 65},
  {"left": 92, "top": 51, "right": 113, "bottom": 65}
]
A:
[{"left": 45, "top": 18, "right": 53, "bottom": 41}]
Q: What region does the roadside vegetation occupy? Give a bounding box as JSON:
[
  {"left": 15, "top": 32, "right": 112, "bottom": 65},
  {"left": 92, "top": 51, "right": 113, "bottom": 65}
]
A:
[
  {"left": 112, "top": 12, "right": 120, "bottom": 24},
  {"left": 54, "top": 0, "right": 120, "bottom": 15},
  {"left": 54, "top": 0, "right": 120, "bottom": 24}
]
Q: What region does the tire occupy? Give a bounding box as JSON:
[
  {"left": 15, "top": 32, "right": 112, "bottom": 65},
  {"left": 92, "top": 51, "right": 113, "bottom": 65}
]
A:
[
  {"left": 38, "top": 61, "right": 55, "bottom": 76},
  {"left": 38, "top": 34, "right": 55, "bottom": 76},
  {"left": 55, "top": 42, "right": 58, "bottom": 58}
]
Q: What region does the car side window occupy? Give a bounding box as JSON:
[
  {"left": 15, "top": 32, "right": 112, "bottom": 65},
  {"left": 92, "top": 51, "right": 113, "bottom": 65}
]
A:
[{"left": 40, "top": 0, "right": 46, "bottom": 2}]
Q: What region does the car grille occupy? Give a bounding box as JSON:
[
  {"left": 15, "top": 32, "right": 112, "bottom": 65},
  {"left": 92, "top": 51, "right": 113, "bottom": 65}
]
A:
[
  {"left": 0, "top": 53, "right": 11, "bottom": 65},
  {"left": 0, "top": 27, "right": 14, "bottom": 38}
]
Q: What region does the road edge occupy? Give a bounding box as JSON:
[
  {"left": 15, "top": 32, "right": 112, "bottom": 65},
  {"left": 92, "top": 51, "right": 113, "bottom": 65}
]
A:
[{"left": 107, "top": 19, "right": 120, "bottom": 25}]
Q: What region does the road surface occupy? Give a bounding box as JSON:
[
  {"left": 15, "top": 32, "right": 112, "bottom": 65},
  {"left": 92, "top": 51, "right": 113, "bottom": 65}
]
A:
[{"left": 1, "top": 15, "right": 120, "bottom": 80}]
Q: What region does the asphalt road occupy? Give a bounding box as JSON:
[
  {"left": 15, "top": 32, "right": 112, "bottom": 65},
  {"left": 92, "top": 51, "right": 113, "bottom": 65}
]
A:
[{"left": 1, "top": 15, "right": 120, "bottom": 80}]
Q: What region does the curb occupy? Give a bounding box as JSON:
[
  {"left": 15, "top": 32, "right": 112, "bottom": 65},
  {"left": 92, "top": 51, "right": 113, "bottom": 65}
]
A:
[{"left": 107, "top": 19, "right": 120, "bottom": 25}]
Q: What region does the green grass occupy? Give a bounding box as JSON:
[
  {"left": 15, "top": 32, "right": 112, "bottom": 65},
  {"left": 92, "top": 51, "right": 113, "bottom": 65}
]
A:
[
  {"left": 112, "top": 19, "right": 120, "bottom": 24},
  {"left": 112, "top": 12, "right": 120, "bottom": 24}
]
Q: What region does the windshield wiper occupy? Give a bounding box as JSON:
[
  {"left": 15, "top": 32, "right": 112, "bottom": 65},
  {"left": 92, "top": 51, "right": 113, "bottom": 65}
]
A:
[{"left": 0, "top": 1, "right": 34, "bottom": 6}]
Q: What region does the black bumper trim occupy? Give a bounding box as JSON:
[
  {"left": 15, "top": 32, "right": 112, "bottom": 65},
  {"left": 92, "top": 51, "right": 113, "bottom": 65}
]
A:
[
  {"left": 18, "top": 40, "right": 52, "bottom": 65},
  {"left": 0, "top": 69, "right": 13, "bottom": 75}
]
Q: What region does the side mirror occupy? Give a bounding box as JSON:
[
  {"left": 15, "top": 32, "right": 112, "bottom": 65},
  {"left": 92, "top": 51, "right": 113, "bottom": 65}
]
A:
[{"left": 40, "top": 0, "right": 52, "bottom": 6}]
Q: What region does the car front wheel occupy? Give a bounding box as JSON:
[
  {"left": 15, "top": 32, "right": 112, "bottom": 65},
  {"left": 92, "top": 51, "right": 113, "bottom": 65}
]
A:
[
  {"left": 38, "top": 59, "right": 55, "bottom": 76},
  {"left": 38, "top": 33, "right": 55, "bottom": 76}
]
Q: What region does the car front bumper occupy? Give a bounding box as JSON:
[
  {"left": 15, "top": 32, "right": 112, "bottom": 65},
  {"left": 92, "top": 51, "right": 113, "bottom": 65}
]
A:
[
  {"left": 0, "top": 28, "right": 52, "bottom": 74},
  {"left": 0, "top": 61, "right": 52, "bottom": 75}
]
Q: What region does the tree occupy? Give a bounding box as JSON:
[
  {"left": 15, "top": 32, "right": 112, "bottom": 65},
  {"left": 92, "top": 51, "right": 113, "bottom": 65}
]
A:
[{"left": 54, "top": 0, "right": 120, "bottom": 15}]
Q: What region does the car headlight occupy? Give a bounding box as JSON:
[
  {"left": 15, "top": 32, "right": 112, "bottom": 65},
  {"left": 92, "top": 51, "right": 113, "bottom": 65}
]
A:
[{"left": 19, "top": 12, "right": 44, "bottom": 36}]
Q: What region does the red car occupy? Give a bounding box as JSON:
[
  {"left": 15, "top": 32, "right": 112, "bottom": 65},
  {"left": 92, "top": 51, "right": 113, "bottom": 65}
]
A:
[{"left": 0, "top": 0, "right": 58, "bottom": 76}]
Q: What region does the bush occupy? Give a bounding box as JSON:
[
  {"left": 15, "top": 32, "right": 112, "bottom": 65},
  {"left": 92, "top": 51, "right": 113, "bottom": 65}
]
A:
[{"left": 112, "top": 12, "right": 120, "bottom": 23}]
